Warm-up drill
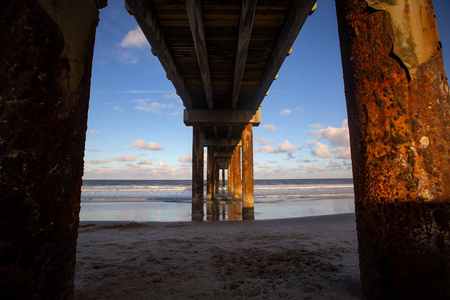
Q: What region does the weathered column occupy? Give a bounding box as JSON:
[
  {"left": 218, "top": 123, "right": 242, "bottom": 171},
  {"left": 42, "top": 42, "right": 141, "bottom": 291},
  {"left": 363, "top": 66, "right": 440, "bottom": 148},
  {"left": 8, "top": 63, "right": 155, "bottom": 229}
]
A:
[
  {"left": 232, "top": 146, "right": 242, "bottom": 200},
  {"left": 336, "top": 0, "right": 450, "bottom": 298},
  {"left": 241, "top": 123, "right": 255, "bottom": 220},
  {"left": 227, "top": 165, "right": 232, "bottom": 192},
  {"left": 222, "top": 169, "right": 225, "bottom": 187},
  {"left": 206, "top": 147, "right": 214, "bottom": 200},
  {"left": 0, "top": 0, "right": 101, "bottom": 298},
  {"left": 228, "top": 160, "right": 235, "bottom": 196},
  {"left": 214, "top": 161, "right": 220, "bottom": 194},
  {"left": 192, "top": 125, "right": 204, "bottom": 221}
]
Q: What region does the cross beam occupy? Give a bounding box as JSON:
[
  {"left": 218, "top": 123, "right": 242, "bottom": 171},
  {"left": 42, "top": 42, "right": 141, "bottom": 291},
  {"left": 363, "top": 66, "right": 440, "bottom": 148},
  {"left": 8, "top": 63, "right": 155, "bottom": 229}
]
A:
[{"left": 184, "top": 109, "right": 261, "bottom": 126}]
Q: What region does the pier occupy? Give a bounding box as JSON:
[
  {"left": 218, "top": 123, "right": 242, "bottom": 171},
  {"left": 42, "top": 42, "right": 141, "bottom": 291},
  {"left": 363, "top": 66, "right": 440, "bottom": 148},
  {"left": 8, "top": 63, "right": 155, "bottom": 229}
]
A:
[
  {"left": 123, "top": 0, "right": 316, "bottom": 221},
  {"left": 1, "top": 0, "right": 449, "bottom": 299}
]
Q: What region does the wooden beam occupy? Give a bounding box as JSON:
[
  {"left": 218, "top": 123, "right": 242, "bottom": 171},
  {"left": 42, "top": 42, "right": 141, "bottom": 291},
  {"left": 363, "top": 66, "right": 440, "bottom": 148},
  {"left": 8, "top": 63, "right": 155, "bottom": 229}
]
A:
[
  {"left": 252, "top": 0, "right": 316, "bottom": 108},
  {"left": 186, "top": 0, "right": 214, "bottom": 109},
  {"left": 213, "top": 126, "right": 219, "bottom": 139},
  {"left": 231, "top": 0, "right": 257, "bottom": 109},
  {"left": 215, "top": 157, "right": 231, "bottom": 166},
  {"left": 184, "top": 109, "right": 261, "bottom": 126},
  {"left": 125, "top": 0, "right": 192, "bottom": 108},
  {"left": 204, "top": 139, "right": 241, "bottom": 147},
  {"left": 214, "top": 151, "right": 234, "bottom": 158}
]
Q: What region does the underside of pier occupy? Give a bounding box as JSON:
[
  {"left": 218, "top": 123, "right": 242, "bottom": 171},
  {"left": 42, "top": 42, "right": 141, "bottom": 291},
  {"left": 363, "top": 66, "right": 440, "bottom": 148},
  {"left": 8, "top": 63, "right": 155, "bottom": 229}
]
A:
[{"left": 124, "top": 0, "right": 317, "bottom": 220}]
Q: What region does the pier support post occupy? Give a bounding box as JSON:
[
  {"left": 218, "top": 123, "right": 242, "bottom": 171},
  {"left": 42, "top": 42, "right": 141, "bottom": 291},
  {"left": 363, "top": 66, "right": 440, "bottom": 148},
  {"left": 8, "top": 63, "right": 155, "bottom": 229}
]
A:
[
  {"left": 0, "top": 0, "right": 100, "bottom": 298},
  {"left": 214, "top": 161, "right": 220, "bottom": 194},
  {"left": 241, "top": 123, "right": 255, "bottom": 220},
  {"left": 231, "top": 146, "right": 242, "bottom": 200},
  {"left": 192, "top": 125, "right": 204, "bottom": 221},
  {"left": 336, "top": 0, "right": 450, "bottom": 298},
  {"left": 227, "top": 165, "right": 232, "bottom": 192},
  {"left": 206, "top": 147, "right": 214, "bottom": 200},
  {"left": 222, "top": 169, "right": 226, "bottom": 187}
]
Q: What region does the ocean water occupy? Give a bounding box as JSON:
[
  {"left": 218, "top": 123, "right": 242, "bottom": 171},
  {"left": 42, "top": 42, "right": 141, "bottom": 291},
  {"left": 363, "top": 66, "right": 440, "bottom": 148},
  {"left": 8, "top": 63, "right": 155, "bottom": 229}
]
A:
[{"left": 80, "top": 179, "right": 355, "bottom": 222}]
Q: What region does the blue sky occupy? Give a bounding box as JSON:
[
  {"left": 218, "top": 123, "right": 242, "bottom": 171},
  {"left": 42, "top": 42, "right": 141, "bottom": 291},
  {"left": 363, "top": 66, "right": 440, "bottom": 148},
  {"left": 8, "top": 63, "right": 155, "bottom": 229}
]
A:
[{"left": 84, "top": 1, "right": 450, "bottom": 180}]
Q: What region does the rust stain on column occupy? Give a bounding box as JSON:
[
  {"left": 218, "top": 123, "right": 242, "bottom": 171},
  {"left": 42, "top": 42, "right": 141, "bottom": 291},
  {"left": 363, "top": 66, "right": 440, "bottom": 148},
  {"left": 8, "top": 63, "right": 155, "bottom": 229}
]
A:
[
  {"left": 228, "top": 159, "right": 235, "bottom": 196},
  {"left": 227, "top": 166, "right": 231, "bottom": 192},
  {"left": 232, "top": 146, "right": 242, "bottom": 200},
  {"left": 192, "top": 125, "right": 204, "bottom": 221},
  {"left": 241, "top": 123, "right": 255, "bottom": 220},
  {"left": 206, "top": 147, "right": 214, "bottom": 200},
  {"left": 336, "top": 0, "right": 450, "bottom": 298}
]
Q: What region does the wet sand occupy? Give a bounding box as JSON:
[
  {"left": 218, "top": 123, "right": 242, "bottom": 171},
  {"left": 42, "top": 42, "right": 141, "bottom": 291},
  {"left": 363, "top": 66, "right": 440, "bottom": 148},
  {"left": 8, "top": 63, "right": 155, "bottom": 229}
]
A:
[{"left": 75, "top": 213, "right": 363, "bottom": 299}]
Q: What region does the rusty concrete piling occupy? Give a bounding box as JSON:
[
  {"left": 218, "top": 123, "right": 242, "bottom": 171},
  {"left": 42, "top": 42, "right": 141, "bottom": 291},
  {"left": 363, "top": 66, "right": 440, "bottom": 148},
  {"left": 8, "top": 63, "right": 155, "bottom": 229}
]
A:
[
  {"left": 336, "top": 0, "right": 450, "bottom": 298},
  {"left": 192, "top": 125, "right": 204, "bottom": 221},
  {"left": 231, "top": 146, "right": 242, "bottom": 200},
  {"left": 0, "top": 0, "right": 100, "bottom": 298},
  {"left": 241, "top": 123, "right": 255, "bottom": 220}
]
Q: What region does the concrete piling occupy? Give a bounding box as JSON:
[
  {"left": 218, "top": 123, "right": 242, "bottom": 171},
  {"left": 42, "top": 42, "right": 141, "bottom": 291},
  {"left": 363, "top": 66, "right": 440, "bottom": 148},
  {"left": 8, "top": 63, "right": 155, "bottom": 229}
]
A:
[
  {"left": 241, "top": 123, "right": 255, "bottom": 220},
  {"left": 192, "top": 125, "right": 204, "bottom": 221},
  {"left": 336, "top": 0, "right": 450, "bottom": 298}
]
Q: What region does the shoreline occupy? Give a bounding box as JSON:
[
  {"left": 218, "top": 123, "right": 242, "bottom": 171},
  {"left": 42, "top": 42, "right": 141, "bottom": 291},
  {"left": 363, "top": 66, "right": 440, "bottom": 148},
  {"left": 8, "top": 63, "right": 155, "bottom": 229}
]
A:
[
  {"left": 75, "top": 213, "right": 363, "bottom": 299},
  {"left": 79, "top": 196, "right": 355, "bottom": 222}
]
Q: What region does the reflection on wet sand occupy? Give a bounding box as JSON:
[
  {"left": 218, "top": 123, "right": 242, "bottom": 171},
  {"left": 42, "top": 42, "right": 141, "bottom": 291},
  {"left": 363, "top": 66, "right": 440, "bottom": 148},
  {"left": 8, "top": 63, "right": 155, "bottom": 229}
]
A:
[{"left": 207, "top": 187, "right": 244, "bottom": 221}]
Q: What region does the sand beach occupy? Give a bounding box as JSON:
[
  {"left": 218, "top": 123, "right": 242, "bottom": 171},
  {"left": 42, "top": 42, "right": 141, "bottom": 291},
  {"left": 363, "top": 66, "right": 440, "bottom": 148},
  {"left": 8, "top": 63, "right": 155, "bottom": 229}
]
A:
[{"left": 75, "top": 213, "right": 363, "bottom": 299}]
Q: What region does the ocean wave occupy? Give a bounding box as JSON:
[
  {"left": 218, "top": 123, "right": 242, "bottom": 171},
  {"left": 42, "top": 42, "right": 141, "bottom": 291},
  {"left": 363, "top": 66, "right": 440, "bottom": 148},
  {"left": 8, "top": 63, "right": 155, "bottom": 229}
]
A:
[
  {"left": 254, "top": 185, "right": 353, "bottom": 190},
  {"left": 255, "top": 193, "right": 354, "bottom": 198},
  {"left": 82, "top": 187, "right": 189, "bottom": 192}
]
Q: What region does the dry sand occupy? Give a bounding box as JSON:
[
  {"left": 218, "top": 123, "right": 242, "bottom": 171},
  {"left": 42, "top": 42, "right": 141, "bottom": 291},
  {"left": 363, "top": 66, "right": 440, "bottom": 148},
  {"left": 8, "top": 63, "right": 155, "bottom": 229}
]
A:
[{"left": 75, "top": 213, "right": 364, "bottom": 299}]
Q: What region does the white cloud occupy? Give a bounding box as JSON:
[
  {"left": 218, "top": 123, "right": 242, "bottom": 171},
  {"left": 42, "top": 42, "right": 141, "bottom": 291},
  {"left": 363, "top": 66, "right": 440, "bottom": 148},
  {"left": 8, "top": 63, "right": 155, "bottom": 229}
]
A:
[
  {"left": 280, "top": 109, "right": 292, "bottom": 115},
  {"left": 310, "top": 119, "right": 350, "bottom": 147},
  {"left": 116, "top": 48, "right": 138, "bottom": 64},
  {"left": 131, "top": 139, "right": 164, "bottom": 151},
  {"left": 87, "top": 148, "right": 101, "bottom": 152},
  {"left": 164, "top": 93, "right": 180, "bottom": 99},
  {"left": 88, "top": 158, "right": 109, "bottom": 164},
  {"left": 311, "top": 142, "right": 333, "bottom": 158},
  {"left": 158, "top": 161, "right": 165, "bottom": 168},
  {"left": 138, "top": 159, "right": 152, "bottom": 165},
  {"left": 262, "top": 124, "right": 276, "bottom": 132},
  {"left": 89, "top": 129, "right": 100, "bottom": 134},
  {"left": 309, "top": 123, "right": 324, "bottom": 129},
  {"left": 125, "top": 90, "right": 170, "bottom": 94},
  {"left": 255, "top": 137, "right": 275, "bottom": 144},
  {"left": 120, "top": 26, "right": 147, "bottom": 48},
  {"left": 113, "top": 106, "right": 123, "bottom": 112},
  {"left": 179, "top": 153, "right": 192, "bottom": 164},
  {"left": 260, "top": 145, "right": 276, "bottom": 153},
  {"left": 134, "top": 100, "right": 174, "bottom": 113},
  {"left": 278, "top": 140, "right": 296, "bottom": 152},
  {"left": 333, "top": 146, "right": 351, "bottom": 159},
  {"left": 297, "top": 159, "right": 316, "bottom": 163},
  {"left": 83, "top": 163, "right": 191, "bottom": 180},
  {"left": 116, "top": 155, "right": 140, "bottom": 162}
]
